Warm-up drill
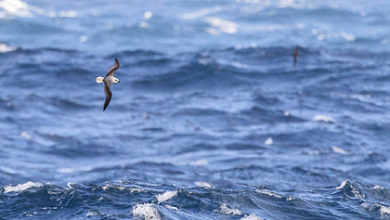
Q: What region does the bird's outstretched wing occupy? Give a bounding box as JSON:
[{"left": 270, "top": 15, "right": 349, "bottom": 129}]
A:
[
  {"left": 106, "top": 58, "right": 120, "bottom": 77},
  {"left": 103, "top": 81, "right": 112, "bottom": 111}
]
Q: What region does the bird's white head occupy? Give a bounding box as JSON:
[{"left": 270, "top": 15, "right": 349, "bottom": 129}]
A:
[{"left": 113, "top": 77, "right": 120, "bottom": 83}]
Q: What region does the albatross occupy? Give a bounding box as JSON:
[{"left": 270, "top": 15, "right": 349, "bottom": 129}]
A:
[{"left": 96, "top": 58, "right": 120, "bottom": 111}]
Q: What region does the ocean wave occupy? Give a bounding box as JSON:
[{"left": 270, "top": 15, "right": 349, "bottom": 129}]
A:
[
  {"left": 132, "top": 203, "right": 161, "bottom": 220},
  {"left": 3, "top": 181, "right": 43, "bottom": 193},
  {"left": 156, "top": 190, "right": 178, "bottom": 203}
]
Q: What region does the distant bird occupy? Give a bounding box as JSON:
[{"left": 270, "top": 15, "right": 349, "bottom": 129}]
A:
[
  {"left": 96, "top": 58, "right": 120, "bottom": 111},
  {"left": 292, "top": 46, "right": 299, "bottom": 66}
]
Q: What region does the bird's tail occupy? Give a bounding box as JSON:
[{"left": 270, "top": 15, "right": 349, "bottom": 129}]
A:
[{"left": 96, "top": 77, "right": 104, "bottom": 83}]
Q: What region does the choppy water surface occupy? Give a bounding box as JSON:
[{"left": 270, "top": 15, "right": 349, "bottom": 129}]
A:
[{"left": 1, "top": 0, "right": 390, "bottom": 219}]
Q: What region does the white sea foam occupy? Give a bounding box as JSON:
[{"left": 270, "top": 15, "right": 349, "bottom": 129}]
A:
[
  {"left": 190, "top": 159, "right": 208, "bottom": 166},
  {"left": 102, "top": 184, "right": 125, "bottom": 191},
  {"left": 336, "top": 180, "right": 349, "bottom": 190},
  {"left": 373, "top": 185, "right": 385, "bottom": 190},
  {"left": 207, "top": 28, "right": 220, "bottom": 35},
  {"left": 218, "top": 203, "right": 242, "bottom": 215},
  {"left": 0, "top": 43, "right": 16, "bottom": 53},
  {"left": 256, "top": 189, "right": 283, "bottom": 199},
  {"left": 79, "top": 35, "right": 88, "bottom": 43},
  {"left": 57, "top": 166, "right": 91, "bottom": 174},
  {"left": 264, "top": 137, "right": 273, "bottom": 145},
  {"left": 139, "top": 21, "right": 148, "bottom": 28},
  {"left": 144, "top": 11, "right": 153, "bottom": 19},
  {"left": 86, "top": 211, "right": 98, "bottom": 217},
  {"left": 380, "top": 205, "right": 390, "bottom": 216},
  {"left": 20, "top": 131, "right": 32, "bottom": 140},
  {"left": 0, "top": 0, "right": 40, "bottom": 17},
  {"left": 205, "top": 17, "right": 238, "bottom": 34},
  {"left": 277, "top": 0, "right": 295, "bottom": 8},
  {"left": 156, "top": 190, "right": 178, "bottom": 203},
  {"left": 336, "top": 180, "right": 364, "bottom": 198},
  {"left": 361, "top": 202, "right": 390, "bottom": 217},
  {"left": 350, "top": 94, "right": 370, "bottom": 102},
  {"left": 57, "top": 168, "right": 74, "bottom": 173},
  {"left": 48, "top": 10, "right": 77, "bottom": 18},
  {"left": 341, "top": 32, "right": 355, "bottom": 42},
  {"left": 0, "top": 0, "right": 78, "bottom": 19},
  {"left": 195, "top": 181, "right": 212, "bottom": 189},
  {"left": 181, "top": 6, "right": 222, "bottom": 20},
  {"left": 332, "top": 146, "right": 348, "bottom": 155},
  {"left": 313, "top": 114, "right": 334, "bottom": 123},
  {"left": 165, "top": 205, "right": 179, "bottom": 211},
  {"left": 132, "top": 203, "right": 161, "bottom": 220},
  {"left": 241, "top": 213, "right": 264, "bottom": 220},
  {"left": 307, "top": 150, "right": 320, "bottom": 155},
  {"left": 130, "top": 188, "right": 145, "bottom": 193},
  {"left": 4, "top": 181, "right": 43, "bottom": 193}
]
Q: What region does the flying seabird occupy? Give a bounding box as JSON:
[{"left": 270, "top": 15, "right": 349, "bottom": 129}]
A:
[
  {"left": 292, "top": 46, "right": 299, "bottom": 66},
  {"left": 96, "top": 58, "right": 120, "bottom": 111}
]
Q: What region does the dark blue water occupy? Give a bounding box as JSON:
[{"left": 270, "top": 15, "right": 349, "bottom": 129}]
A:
[{"left": 1, "top": 0, "right": 390, "bottom": 219}]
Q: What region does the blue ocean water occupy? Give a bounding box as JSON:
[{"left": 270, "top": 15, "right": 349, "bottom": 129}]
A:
[{"left": 1, "top": 0, "right": 390, "bottom": 219}]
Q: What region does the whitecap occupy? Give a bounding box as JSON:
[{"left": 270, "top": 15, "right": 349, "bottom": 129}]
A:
[
  {"left": 57, "top": 168, "right": 74, "bottom": 173},
  {"left": 195, "top": 181, "right": 212, "bottom": 189},
  {"left": 373, "top": 185, "right": 385, "bottom": 190},
  {"left": 144, "top": 11, "right": 153, "bottom": 19},
  {"left": 57, "top": 166, "right": 91, "bottom": 174},
  {"left": 336, "top": 180, "right": 349, "bottom": 190},
  {"left": 156, "top": 190, "right": 178, "bottom": 203},
  {"left": 336, "top": 180, "right": 364, "bottom": 198},
  {"left": 277, "top": 0, "right": 295, "bottom": 8},
  {"left": 306, "top": 150, "right": 320, "bottom": 155},
  {"left": 181, "top": 6, "right": 221, "bottom": 20},
  {"left": 190, "top": 159, "right": 208, "bottom": 166},
  {"left": 264, "top": 137, "right": 273, "bottom": 145},
  {"left": 218, "top": 203, "right": 242, "bottom": 215},
  {"left": 361, "top": 202, "right": 390, "bottom": 217},
  {"left": 57, "top": 10, "right": 77, "bottom": 18},
  {"left": 350, "top": 94, "right": 370, "bottom": 102},
  {"left": 206, "top": 27, "right": 220, "bottom": 35},
  {"left": 165, "top": 205, "right": 179, "bottom": 211},
  {"left": 67, "top": 182, "right": 75, "bottom": 190},
  {"left": 79, "top": 35, "right": 88, "bottom": 43},
  {"left": 102, "top": 184, "right": 125, "bottom": 191},
  {"left": 4, "top": 181, "right": 43, "bottom": 193},
  {"left": 241, "top": 213, "right": 264, "bottom": 220},
  {"left": 86, "top": 211, "right": 98, "bottom": 217},
  {"left": 139, "top": 21, "right": 148, "bottom": 28},
  {"left": 313, "top": 114, "right": 334, "bottom": 123},
  {"left": 256, "top": 189, "right": 283, "bottom": 199},
  {"left": 0, "top": 43, "right": 16, "bottom": 53},
  {"left": 205, "top": 17, "right": 238, "bottom": 34},
  {"left": 341, "top": 32, "right": 355, "bottom": 42},
  {"left": 332, "top": 146, "right": 349, "bottom": 155},
  {"left": 380, "top": 205, "right": 390, "bottom": 216},
  {"left": 130, "top": 188, "right": 145, "bottom": 193},
  {"left": 0, "top": 0, "right": 43, "bottom": 18},
  {"left": 132, "top": 203, "right": 161, "bottom": 220},
  {"left": 20, "top": 131, "right": 32, "bottom": 140}
]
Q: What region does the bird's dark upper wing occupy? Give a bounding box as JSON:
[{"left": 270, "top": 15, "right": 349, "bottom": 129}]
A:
[
  {"left": 103, "top": 81, "right": 112, "bottom": 111},
  {"left": 105, "top": 58, "right": 120, "bottom": 77}
]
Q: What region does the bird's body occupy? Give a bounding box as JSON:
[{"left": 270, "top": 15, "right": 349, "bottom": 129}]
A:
[{"left": 96, "top": 58, "right": 120, "bottom": 111}]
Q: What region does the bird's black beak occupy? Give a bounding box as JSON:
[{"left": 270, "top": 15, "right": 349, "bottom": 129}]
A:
[{"left": 118, "top": 80, "right": 120, "bottom": 83}]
